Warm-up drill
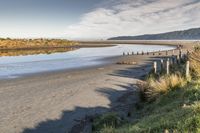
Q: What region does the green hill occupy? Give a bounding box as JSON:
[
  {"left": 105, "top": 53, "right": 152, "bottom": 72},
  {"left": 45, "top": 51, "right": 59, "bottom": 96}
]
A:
[{"left": 108, "top": 27, "right": 200, "bottom": 40}]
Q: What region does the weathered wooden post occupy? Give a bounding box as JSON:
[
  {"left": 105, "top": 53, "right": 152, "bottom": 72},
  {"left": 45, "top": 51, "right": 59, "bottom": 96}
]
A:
[
  {"left": 166, "top": 59, "right": 170, "bottom": 74},
  {"left": 159, "top": 50, "right": 161, "bottom": 55},
  {"left": 172, "top": 50, "right": 175, "bottom": 56},
  {"left": 179, "top": 49, "right": 182, "bottom": 60},
  {"left": 160, "top": 59, "right": 164, "bottom": 71},
  {"left": 166, "top": 51, "right": 168, "bottom": 56},
  {"left": 153, "top": 61, "right": 157, "bottom": 74},
  {"left": 147, "top": 52, "right": 149, "bottom": 55},
  {"left": 168, "top": 57, "right": 172, "bottom": 65},
  {"left": 173, "top": 55, "right": 177, "bottom": 64},
  {"left": 172, "top": 55, "right": 175, "bottom": 64},
  {"left": 127, "top": 52, "right": 129, "bottom": 55},
  {"left": 132, "top": 52, "right": 134, "bottom": 55},
  {"left": 123, "top": 52, "right": 125, "bottom": 56},
  {"left": 177, "top": 55, "right": 180, "bottom": 64},
  {"left": 186, "top": 61, "right": 190, "bottom": 78},
  {"left": 137, "top": 51, "right": 139, "bottom": 55}
]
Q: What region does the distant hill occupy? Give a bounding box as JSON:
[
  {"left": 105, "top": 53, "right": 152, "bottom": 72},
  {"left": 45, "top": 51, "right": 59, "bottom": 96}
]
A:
[{"left": 108, "top": 27, "right": 200, "bottom": 40}]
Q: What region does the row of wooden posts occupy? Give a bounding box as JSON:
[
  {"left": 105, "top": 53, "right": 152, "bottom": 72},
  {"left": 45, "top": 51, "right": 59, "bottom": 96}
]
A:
[
  {"left": 122, "top": 47, "right": 190, "bottom": 77},
  {"left": 152, "top": 56, "right": 190, "bottom": 77},
  {"left": 123, "top": 49, "right": 189, "bottom": 57}
]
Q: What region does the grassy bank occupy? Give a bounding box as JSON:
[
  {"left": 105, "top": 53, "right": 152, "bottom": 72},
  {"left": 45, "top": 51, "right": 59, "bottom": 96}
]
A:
[
  {"left": 0, "top": 38, "right": 77, "bottom": 50},
  {"left": 92, "top": 45, "right": 200, "bottom": 133}
]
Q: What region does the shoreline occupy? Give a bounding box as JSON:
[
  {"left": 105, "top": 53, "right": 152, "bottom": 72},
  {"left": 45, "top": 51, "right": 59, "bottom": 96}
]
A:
[{"left": 0, "top": 41, "right": 194, "bottom": 133}]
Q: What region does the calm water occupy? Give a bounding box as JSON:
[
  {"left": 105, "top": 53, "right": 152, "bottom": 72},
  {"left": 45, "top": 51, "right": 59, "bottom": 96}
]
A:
[{"left": 0, "top": 44, "right": 175, "bottom": 79}]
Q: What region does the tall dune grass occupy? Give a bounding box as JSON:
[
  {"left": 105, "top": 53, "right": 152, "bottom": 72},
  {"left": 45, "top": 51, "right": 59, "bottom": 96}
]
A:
[{"left": 139, "top": 74, "right": 186, "bottom": 101}]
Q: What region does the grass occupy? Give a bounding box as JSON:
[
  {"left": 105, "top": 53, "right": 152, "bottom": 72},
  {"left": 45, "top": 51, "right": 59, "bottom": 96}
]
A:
[
  {"left": 92, "top": 46, "right": 200, "bottom": 133},
  {"left": 93, "top": 80, "right": 200, "bottom": 133}
]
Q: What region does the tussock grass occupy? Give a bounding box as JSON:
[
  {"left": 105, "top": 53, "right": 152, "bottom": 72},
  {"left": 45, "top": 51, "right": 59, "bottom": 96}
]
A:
[{"left": 138, "top": 74, "right": 186, "bottom": 101}]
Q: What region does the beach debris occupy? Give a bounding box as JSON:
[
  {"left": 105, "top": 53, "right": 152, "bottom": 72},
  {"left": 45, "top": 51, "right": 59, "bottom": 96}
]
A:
[
  {"left": 98, "top": 67, "right": 104, "bottom": 70},
  {"left": 117, "top": 61, "right": 137, "bottom": 65}
]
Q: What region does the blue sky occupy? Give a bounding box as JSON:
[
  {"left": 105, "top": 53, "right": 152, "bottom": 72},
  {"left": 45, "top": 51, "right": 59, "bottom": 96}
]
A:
[{"left": 0, "top": 0, "right": 200, "bottom": 39}]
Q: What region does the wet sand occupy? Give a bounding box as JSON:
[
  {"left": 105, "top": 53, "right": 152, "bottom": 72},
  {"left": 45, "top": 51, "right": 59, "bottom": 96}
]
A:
[{"left": 0, "top": 41, "right": 194, "bottom": 133}]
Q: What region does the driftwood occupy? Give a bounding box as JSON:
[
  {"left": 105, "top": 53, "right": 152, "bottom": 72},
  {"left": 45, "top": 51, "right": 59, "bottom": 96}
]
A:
[{"left": 117, "top": 61, "right": 137, "bottom": 65}]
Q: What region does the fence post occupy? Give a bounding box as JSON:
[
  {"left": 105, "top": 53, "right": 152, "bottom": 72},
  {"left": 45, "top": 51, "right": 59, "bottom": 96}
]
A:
[
  {"left": 186, "top": 61, "right": 190, "bottom": 78},
  {"left": 160, "top": 59, "right": 164, "bottom": 71},
  {"left": 166, "top": 60, "right": 170, "bottom": 75},
  {"left": 172, "top": 56, "right": 175, "bottom": 64},
  {"left": 153, "top": 61, "right": 157, "bottom": 74},
  {"left": 123, "top": 52, "right": 125, "bottom": 56},
  {"left": 177, "top": 55, "right": 180, "bottom": 64},
  {"left": 179, "top": 49, "right": 182, "bottom": 60},
  {"left": 166, "top": 51, "right": 168, "bottom": 56}
]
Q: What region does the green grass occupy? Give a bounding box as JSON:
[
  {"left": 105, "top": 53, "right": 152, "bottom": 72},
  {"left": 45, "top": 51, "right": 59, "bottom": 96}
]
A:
[{"left": 92, "top": 80, "right": 200, "bottom": 133}]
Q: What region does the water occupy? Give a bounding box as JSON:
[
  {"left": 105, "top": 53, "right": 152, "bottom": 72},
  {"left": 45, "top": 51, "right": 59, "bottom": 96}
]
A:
[{"left": 0, "top": 44, "right": 175, "bottom": 79}]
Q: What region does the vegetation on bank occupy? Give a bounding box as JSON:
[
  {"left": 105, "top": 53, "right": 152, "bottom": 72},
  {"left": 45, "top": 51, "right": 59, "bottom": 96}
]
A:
[
  {"left": 0, "top": 38, "right": 77, "bottom": 49},
  {"left": 0, "top": 48, "right": 77, "bottom": 57},
  {"left": 92, "top": 45, "right": 200, "bottom": 132}
]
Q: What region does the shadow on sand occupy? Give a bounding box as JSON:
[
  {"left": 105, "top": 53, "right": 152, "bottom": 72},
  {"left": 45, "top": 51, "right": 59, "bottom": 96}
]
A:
[{"left": 22, "top": 57, "right": 163, "bottom": 133}]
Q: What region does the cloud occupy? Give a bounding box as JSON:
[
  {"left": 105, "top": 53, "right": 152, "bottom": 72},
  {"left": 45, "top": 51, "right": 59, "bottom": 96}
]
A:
[{"left": 65, "top": 0, "right": 200, "bottom": 40}]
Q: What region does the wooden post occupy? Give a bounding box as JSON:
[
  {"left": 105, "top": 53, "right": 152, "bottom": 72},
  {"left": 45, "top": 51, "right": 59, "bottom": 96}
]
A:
[
  {"left": 172, "top": 50, "right": 175, "bottom": 56},
  {"left": 153, "top": 61, "right": 157, "bottom": 74},
  {"left": 166, "top": 51, "right": 168, "bottom": 56},
  {"left": 160, "top": 59, "right": 164, "bottom": 71},
  {"left": 132, "top": 52, "right": 134, "bottom": 55},
  {"left": 170, "top": 58, "right": 173, "bottom": 65},
  {"left": 123, "top": 52, "right": 125, "bottom": 56},
  {"left": 172, "top": 56, "right": 175, "bottom": 64},
  {"left": 186, "top": 61, "right": 190, "bottom": 77},
  {"left": 166, "top": 60, "right": 170, "bottom": 75},
  {"left": 179, "top": 49, "right": 182, "bottom": 60},
  {"left": 177, "top": 55, "right": 180, "bottom": 64},
  {"left": 137, "top": 52, "right": 139, "bottom": 55}
]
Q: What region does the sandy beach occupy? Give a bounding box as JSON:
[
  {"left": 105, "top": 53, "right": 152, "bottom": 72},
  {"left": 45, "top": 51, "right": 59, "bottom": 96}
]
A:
[{"left": 0, "top": 42, "right": 193, "bottom": 133}]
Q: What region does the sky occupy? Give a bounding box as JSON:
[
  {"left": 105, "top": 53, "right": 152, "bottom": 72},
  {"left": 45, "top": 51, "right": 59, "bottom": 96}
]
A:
[{"left": 0, "top": 0, "right": 200, "bottom": 40}]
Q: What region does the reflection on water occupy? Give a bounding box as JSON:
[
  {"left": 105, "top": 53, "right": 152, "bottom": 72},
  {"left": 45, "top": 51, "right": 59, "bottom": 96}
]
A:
[
  {"left": 0, "top": 48, "right": 77, "bottom": 57},
  {"left": 0, "top": 44, "right": 176, "bottom": 79}
]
